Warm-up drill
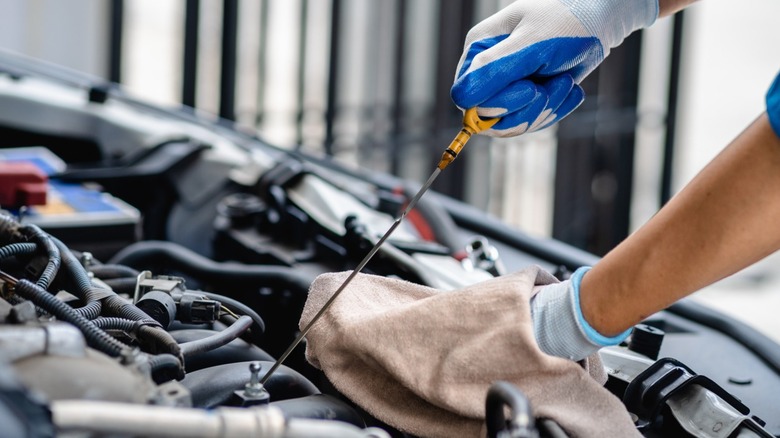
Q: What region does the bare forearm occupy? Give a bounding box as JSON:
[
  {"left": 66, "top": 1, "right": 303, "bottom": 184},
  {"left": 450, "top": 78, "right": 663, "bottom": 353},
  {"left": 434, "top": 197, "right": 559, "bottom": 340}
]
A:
[
  {"left": 658, "top": 0, "right": 699, "bottom": 17},
  {"left": 582, "top": 114, "right": 780, "bottom": 336}
]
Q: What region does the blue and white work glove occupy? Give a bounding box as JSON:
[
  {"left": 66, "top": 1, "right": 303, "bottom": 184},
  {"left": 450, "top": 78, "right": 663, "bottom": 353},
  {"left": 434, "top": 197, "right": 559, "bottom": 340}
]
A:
[
  {"left": 768, "top": 71, "right": 780, "bottom": 138},
  {"left": 531, "top": 267, "right": 632, "bottom": 361},
  {"left": 451, "top": 0, "right": 659, "bottom": 137}
]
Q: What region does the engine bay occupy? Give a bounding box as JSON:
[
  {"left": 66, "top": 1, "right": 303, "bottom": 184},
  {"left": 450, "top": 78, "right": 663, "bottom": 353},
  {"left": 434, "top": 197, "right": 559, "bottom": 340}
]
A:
[{"left": 0, "top": 52, "right": 778, "bottom": 437}]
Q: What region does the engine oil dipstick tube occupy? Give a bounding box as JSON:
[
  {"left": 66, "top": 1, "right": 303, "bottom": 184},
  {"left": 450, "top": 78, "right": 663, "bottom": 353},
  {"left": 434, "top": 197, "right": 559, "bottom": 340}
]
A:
[{"left": 259, "top": 108, "right": 498, "bottom": 386}]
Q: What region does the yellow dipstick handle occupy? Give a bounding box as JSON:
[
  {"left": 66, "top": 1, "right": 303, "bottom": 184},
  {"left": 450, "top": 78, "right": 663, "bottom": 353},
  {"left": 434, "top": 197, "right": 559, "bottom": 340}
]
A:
[{"left": 437, "top": 107, "right": 500, "bottom": 170}]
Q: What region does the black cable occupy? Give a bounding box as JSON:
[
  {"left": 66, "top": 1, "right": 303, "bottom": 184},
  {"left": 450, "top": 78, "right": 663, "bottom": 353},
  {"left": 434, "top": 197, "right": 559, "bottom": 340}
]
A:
[
  {"left": 198, "top": 291, "right": 265, "bottom": 334},
  {"left": 13, "top": 279, "right": 130, "bottom": 358},
  {"left": 92, "top": 316, "right": 139, "bottom": 332},
  {"left": 51, "top": 238, "right": 104, "bottom": 317},
  {"left": 74, "top": 300, "right": 103, "bottom": 320},
  {"left": 0, "top": 242, "right": 38, "bottom": 260},
  {"left": 179, "top": 315, "right": 252, "bottom": 358},
  {"left": 24, "top": 224, "right": 61, "bottom": 289},
  {"left": 102, "top": 294, "right": 160, "bottom": 325}
]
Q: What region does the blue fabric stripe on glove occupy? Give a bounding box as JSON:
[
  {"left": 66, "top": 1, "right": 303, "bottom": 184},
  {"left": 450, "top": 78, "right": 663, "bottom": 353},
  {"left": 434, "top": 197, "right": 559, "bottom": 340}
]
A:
[
  {"left": 451, "top": 0, "right": 658, "bottom": 137},
  {"left": 452, "top": 36, "right": 603, "bottom": 110},
  {"left": 767, "top": 71, "right": 780, "bottom": 138}
]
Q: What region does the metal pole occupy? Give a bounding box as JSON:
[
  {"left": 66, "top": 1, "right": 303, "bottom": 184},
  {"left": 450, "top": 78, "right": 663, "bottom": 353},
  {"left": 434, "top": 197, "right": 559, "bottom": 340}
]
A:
[
  {"left": 219, "top": 0, "right": 239, "bottom": 121},
  {"left": 660, "top": 11, "right": 686, "bottom": 205},
  {"left": 108, "top": 0, "right": 124, "bottom": 83},
  {"left": 295, "top": 0, "right": 309, "bottom": 146},
  {"left": 324, "top": 0, "right": 342, "bottom": 155},
  {"left": 255, "top": 0, "right": 269, "bottom": 127},
  {"left": 390, "top": 0, "right": 407, "bottom": 175},
  {"left": 182, "top": 0, "right": 200, "bottom": 108}
]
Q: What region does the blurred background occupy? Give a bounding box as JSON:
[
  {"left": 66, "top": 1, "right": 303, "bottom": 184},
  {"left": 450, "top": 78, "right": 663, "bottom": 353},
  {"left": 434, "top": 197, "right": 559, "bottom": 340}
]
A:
[{"left": 1, "top": 0, "right": 780, "bottom": 340}]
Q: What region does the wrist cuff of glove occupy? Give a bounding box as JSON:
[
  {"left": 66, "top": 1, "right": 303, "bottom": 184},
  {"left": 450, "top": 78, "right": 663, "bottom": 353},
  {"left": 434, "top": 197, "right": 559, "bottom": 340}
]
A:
[
  {"left": 531, "top": 266, "right": 631, "bottom": 361},
  {"left": 570, "top": 267, "right": 633, "bottom": 347},
  {"left": 767, "top": 72, "right": 780, "bottom": 138}
]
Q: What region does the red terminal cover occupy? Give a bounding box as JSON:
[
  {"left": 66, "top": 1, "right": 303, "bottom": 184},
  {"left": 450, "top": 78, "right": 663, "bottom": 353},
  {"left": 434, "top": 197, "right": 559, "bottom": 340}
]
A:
[{"left": 0, "top": 162, "right": 48, "bottom": 208}]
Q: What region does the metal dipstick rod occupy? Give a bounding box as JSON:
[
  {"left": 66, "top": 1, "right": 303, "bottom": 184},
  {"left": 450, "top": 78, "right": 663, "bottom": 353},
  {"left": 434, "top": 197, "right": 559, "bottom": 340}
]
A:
[{"left": 259, "top": 108, "right": 498, "bottom": 385}]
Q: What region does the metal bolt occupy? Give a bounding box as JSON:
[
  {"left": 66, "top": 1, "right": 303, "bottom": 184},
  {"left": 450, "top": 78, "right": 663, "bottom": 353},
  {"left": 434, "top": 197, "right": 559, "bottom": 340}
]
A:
[
  {"left": 232, "top": 361, "right": 270, "bottom": 406},
  {"left": 244, "top": 361, "right": 266, "bottom": 397},
  {"left": 80, "top": 252, "right": 93, "bottom": 268}
]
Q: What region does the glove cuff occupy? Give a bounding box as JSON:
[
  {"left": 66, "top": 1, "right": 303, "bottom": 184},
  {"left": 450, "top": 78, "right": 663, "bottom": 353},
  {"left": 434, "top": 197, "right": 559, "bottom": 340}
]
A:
[
  {"left": 561, "top": 0, "right": 659, "bottom": 48},
  {"left": 569, "top": 267, "right": 633, "bottom": 346},
  {"left": 531, "top": 266, "right": 631, "bottom": 361},
  {"left": 767, "top": 72, "right": 780, "bottom": 138}
]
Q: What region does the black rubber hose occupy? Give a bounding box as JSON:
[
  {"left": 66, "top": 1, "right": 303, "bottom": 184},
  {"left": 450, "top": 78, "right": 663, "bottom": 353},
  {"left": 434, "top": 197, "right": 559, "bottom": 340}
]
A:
[
  {"left": 169, "top": 329, "right": 274, "bottom": 373},
  {"left": 0, "top": 242, "right": 38, "bottom": 260},
  {"left": 51, "top": 238, "right": 104, "bottom": 316},
  {"left": 89, "top": 264, "right": 140, "bottom": 280},
  {"left": 101, "top": 277, "right": 137, "bottom": 295},
  {"left": 92, "top": 317, "right": 139, "bottom": 332},
  {"left": 197, "top": 291, "right": 265, "bottom": 334},
  {"left": 24, "top": 224, "right": 61, "bottom": 289},
  {"left": 148, "top": 353, "right": 184, "bottom": 383},
  {"left": 14, "top": 279, "right": 130, "bottom": 357},
  {"left": 179, "top": 315, "right": 253, "bottom": 358},
  {"left": 138, "top": 325, "right": 183, "bottom": 358},
  {"left": 102, "top": 294, "right": 161, "bottom": 326},
  {"left": 74, "top": 300, "right": 102, "bottom": 320},
  {"left": 109, "top": 241, "right": 313, "bottom": 293},
  {"left": 101, "top": 294, "right": 182, "bottom": 361},
  {"left": 91, "top": 317, "right": 182, "bottom": 369},
  {"left": 485, "top": 381, "right": 538, "bottom": 438},
  {"left": 149, "top": 353, "right": 181, "bottom": 370}
]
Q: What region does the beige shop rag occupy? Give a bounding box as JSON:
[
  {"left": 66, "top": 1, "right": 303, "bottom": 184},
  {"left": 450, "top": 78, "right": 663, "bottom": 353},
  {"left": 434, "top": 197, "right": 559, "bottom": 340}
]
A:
[{"left": 300, "top": 265, "right": 640, "bottom": 438}]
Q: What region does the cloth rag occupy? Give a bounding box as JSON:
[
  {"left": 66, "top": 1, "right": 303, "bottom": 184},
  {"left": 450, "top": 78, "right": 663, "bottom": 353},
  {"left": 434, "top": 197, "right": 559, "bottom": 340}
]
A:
[{"left": 300, "top": 265, "right": 640, "bottom": 438}]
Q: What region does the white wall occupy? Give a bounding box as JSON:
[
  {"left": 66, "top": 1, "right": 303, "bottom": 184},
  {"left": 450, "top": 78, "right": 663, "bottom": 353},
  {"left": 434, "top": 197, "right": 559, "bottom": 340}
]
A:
[
  {"left": 675, "top": 1, "right": 780, "bottom": 189},
  {"left": 0, "top": 0, "right": 109, "bottom": 78}
]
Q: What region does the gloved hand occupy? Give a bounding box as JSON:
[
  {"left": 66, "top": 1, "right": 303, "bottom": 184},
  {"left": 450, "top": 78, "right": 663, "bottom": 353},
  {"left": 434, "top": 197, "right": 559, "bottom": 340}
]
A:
[
  {"left": 768, "top": 71, "right": 780, "bottom": 137},
  {"left": 451, "top": 0, "right": 658, "bottom": 137},
  {"left": 531, "top": 267, "right": 632, "bottom": 361}
]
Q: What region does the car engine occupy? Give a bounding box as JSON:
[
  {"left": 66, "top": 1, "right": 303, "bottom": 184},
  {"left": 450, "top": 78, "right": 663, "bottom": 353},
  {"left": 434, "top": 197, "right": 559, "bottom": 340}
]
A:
[{"left": 0, "top": 51, "right": 778, "bottom": 438}]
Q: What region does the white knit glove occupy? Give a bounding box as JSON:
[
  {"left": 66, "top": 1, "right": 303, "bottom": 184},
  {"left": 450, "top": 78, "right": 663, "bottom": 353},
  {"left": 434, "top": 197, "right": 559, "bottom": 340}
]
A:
[
  {"left": 451, "top": 0, "right": 658, "bottom": 137},
  {"left": 531, "top": 267, "right": 632, "bottom": 361}
]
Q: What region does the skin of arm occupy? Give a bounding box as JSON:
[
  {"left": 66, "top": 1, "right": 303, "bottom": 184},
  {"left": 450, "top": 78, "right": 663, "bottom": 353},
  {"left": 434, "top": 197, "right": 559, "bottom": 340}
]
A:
[{"left": 581, "top": 114, "right": 780, "bottom": 336}]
